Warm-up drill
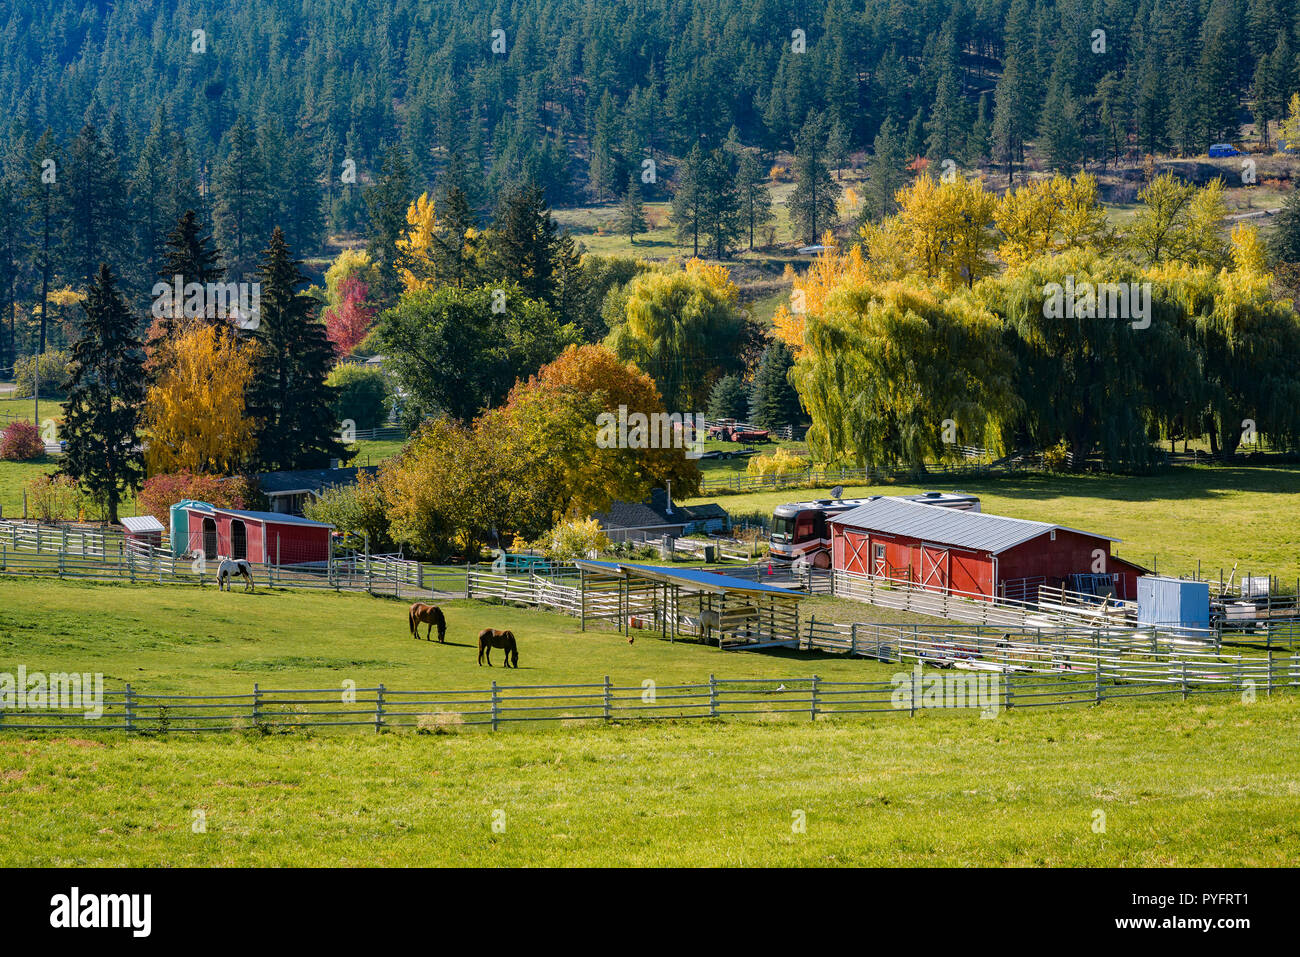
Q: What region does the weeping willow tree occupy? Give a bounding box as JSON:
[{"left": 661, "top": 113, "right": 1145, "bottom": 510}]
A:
[
  {"left": 1153, "top": 231, "right": 1300, "bottom": 458},
  {"left": 978, "top": 248, "right": 1196, "bottom": 470},
  {"left": 604, "top": 260, "right": 749, "bottom": 410},
  {"left": 791, "top": 278, "right": 1018, "bottom": 476}
]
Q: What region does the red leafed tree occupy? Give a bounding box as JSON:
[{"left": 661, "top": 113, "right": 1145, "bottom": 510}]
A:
[
  {"left": 323, "top": 277, "right": 376, "bottom": 356},
  {"left": 0, "top": 421, "right": 45, "bottom": 460},
  {"left": 136, "top": 470, "right": 250, "bottom": 522}
]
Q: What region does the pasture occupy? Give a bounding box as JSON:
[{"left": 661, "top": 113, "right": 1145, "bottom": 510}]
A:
[
  {"left": 1, "top": 576, "right": 1298, "bottom": 866},
  {"left": 687, "top": 463, "right": 1300, "bottom": 584},
  {"left": 2, "top": 696, "right": 1297, "bottom": 866}
]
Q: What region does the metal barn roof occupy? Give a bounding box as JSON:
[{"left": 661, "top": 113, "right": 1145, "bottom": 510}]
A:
[
  {"left": 575, "top": 560, "right": 805, "bottom": 599},
  {"left": 120, "top": 515, "right": 165, "bottom": 534},
  {"left": 827, "top": 498, "right": 1118, "bottom": 555},
  {"left": 207, "top": 507, "right": 334, "bottom": 528}
]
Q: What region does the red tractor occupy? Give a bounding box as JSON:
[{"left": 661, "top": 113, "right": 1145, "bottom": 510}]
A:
[{"left": 708, "top": 421, "right": 772, "bottom": 443}]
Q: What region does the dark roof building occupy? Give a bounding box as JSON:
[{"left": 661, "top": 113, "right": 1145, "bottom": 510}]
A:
[
  {"left": 256, "top": 466, "right": 380, "bottom": 515},
  {"left": 591, "top": 488, "right": 730, "bottom": 541}
]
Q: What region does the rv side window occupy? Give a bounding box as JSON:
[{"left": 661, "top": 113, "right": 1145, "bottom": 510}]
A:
[{"left": 794, "top": 517, "right": 815, "bottom": 541}]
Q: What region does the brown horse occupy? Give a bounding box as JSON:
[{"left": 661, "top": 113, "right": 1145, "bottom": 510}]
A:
[
  {"left": 409, "top": 603, "right": 446, "bottom": 642},
  {"left": 477, "top": 629, "right": 518, "bottom": 667}
]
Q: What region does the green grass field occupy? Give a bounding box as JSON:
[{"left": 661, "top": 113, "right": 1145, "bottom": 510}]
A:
[
  {"left": 685, "top": 464, "right": 1300, "bottom": 584},
  {"left": 1, "top": 578, "right": 1296, "bottom": 865},
  {"left": 3, "top": 695, "right": 1296, "bottom": 865}
]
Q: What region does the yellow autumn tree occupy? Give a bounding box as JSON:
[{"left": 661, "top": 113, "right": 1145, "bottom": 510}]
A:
[
  {"left": 859, "top": 173, "right": 998, "bottom": 289},
  {"left": 771, "top": 235, "right": 879, "bottom": 354},
  {"left": 143, "top": 325, "right": 256, "bottom": 475},
  {"left": 994, "top": 173, "right": 1114, "bottom": 267},
  {"left": 395, "top": 192, "right": 441, "bottom": 293}
]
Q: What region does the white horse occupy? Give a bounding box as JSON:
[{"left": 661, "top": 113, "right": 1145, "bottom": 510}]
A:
[{"left": 216, "top": 555, "right": 255, "bottom": 593}]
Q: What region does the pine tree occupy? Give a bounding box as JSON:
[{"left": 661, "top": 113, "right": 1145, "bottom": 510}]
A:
[
  {"left": 363, "top": 146, "right": 415, "bottom": 308},
  {"left": 787, "top": 118, "right": 839, "bottom": 245},
  {"left": 23, "top": 130, "right": 61, "bottom": 363},
  {"left": 214, "top": 115, "right": 270, "bottom": 279},
  {"left": 862, "top": 117, "right": 908, "bottom": 222},
  {"left": 698, "top": 148, "right": 743, "bottom": 259},
  {"left": 736, "top": 151, "right": 774, "bottom": 250},
  {"left": 246, "top": 228, "right": 349, "bottom": 471},
  {"left": 489, "top": 181, "right": 561, "bottom": 303},
  {"left": 614, "top": 175, "right": 648, "bottom": 242},
  {"left": 61, "top": 122, "right": 130, "bottom": 286},
  {"left": 671, "top": 144, "right": 705, "bottom": 257},
  {"left": 748, "top": 341, "right": 801, "bottom": 430},
  {"left": 60, "top": 265, "right": 146, "bottom": 524}
]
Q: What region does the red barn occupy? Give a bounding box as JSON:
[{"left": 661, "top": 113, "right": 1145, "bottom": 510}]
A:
[
  {"left": 829, "top": 498, "right": 1144, "bottom": 602},
  {"left": 183, "top": 505, "right": 333, "bottom": 566}
]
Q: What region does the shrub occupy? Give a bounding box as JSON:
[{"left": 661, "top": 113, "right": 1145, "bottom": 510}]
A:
[
  {"left": 12, "top": 351, "right": 72, "bottom": 398},
  {"left": 532, "top": 517, "right": 611, "bottom": 561},
  {"left": 327, "top": 364, "right": 390, "bottom": 431},
  {"left": 25, "top": 474, "right": 80, "bottom": 523},
  {"left": 746, "top": 447, "right": 810, "bottom": 478},
  {"left": 137, "top": 471, "right": 249, "bottom": 523},
  {"left": 303, "top": 472, "right": 391, "bottom": 550},
  {"left": 0, "top": 421, "right": 45, "bottom": 460},
  {"left": 1042, "top": 439, "right": 1071, "bottom": 473}
]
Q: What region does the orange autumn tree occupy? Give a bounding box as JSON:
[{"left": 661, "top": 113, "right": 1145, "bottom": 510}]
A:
[
  {"left": 494, "top": 344, "right": 701, "bottom": 520},
  {"left": 143, "top": 324, "right": 257, "bottom": 475},
  {"left": 771, "top": 237, "right": 875, "bottom": 354}
]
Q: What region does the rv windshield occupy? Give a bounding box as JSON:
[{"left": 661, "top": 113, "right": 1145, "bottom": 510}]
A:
[{"left": 771, "top": 515, "right": 794, "bottom": 543}]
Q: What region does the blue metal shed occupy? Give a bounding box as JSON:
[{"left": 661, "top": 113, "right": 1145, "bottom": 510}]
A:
[{"left": 1137, "top": 576, "right": 1210, "bottom": 630}]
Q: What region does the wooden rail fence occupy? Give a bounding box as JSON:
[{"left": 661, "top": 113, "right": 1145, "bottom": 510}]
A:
[{"left": 4, "top": 657, "right": 1294, "bottom": 734}]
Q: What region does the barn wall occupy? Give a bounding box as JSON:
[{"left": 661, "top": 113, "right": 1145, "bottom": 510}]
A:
[
  {"left": 245, "top": 522, "right": 266, "bottom": 562},
  {"left": 997, "top": 530, "right": 1112, "bottom": 589},
  {"left": 832, "top": 526, "right": 994, "bottom": 596}
]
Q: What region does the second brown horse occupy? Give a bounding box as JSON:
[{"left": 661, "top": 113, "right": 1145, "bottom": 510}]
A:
[{"left": 477, "top": 629, "right": 519, "bottom": 667}]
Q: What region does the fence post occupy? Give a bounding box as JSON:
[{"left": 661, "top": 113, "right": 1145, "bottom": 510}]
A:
[
  {"left": 124, "top": 683, "right": 135, "bottom": 733},
  {"left": 1181, "top": 660, "right": 1188, "bottom": 701},
  {"left": 1004, "top": 670, "right": 1014, "bottom": 711},
  {"left": 490, "top": 681, "right": 499, "bottom": 731},
  {"left": 810, "top": 674, "right": 819, "bottom": 721},
  {"left": 252, "top": 683, "right": 261, "bottom": 728},
  {"left": 603, "top": 675, "right": 612, "bottom": 721},
  {"left": 375, "top": 683, "right": 385, "bottom": 732},
  {"left": 1267, "top": 652, "right": 1274, "bottom": 698},
  {"left": 850, "top": 622, "right": 857, "bottom": 656},
  {"left": 1094, "top": 658, "right": 1102, "bottom": 705},
  {"left": 708, "top": 673, "right": 718, "bottom": 718}
]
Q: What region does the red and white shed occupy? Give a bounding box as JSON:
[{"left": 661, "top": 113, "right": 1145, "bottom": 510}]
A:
[
  {"left": 183, "top": 505, "right": 333, "bottom": 566},
  {"left": 828, "top": 498, "right": 1145, "bottom": 601}
]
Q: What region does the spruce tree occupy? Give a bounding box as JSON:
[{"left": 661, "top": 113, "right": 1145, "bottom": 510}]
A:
[
  {"left": 707, "top": 374, "right": 750, "bottom": 421},
  {"left": 748, "top": 341, "right": 801, "bottom": 430},
  {"left": 698, "top": 148, "right": 743, "bottom": 259},
  {"left": 60, "top": 265, "right": 146, "bottom": 524},
  {"left": 246, "top": 228, "right": 349, "bottom": 471}
]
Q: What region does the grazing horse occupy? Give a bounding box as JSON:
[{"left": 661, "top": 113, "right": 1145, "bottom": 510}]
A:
[
  {"left": 409, "top": 603, "right": 446, "bottom": 643},
  {"left": 216, "top": 556, "right": 254, "bottom": 593},
  {"left": 477, "top": 629, "right": 518, "bottom": 668}
]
